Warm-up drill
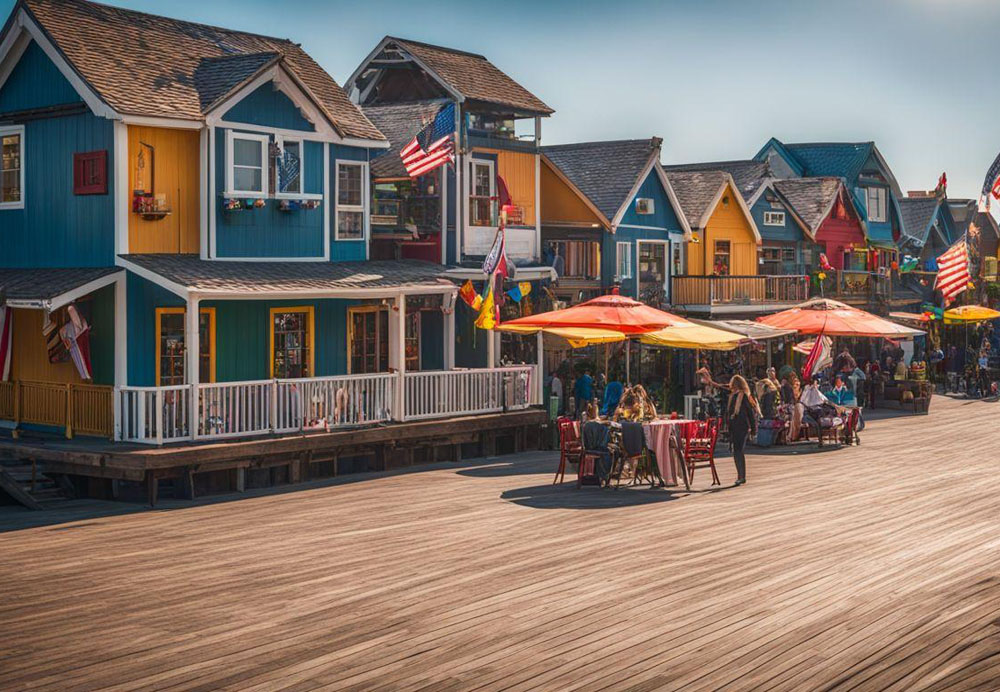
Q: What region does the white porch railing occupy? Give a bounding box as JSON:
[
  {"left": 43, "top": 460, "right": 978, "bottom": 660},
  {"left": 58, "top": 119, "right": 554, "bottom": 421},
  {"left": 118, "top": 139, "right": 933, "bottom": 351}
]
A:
[
  {"left": 403, "top": 367, "right": 533, "bottom": 421},
  {"left": 116, "top": 367, "right": 533, "bottom": 445}
]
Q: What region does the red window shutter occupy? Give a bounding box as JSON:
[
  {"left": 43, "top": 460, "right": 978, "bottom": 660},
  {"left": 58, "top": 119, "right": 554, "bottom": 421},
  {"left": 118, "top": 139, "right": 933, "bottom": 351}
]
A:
[{"left": 73, "top": 150, "right": 107, "bottom": 195}]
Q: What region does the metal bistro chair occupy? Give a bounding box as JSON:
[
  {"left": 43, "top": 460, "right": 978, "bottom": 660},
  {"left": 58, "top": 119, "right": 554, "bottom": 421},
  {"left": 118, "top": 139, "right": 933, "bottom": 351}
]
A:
[
  {"left": 684, "top": 418, "right": 721, "bottom": 486},
  {"left": 554, "top": 417, "right": 582, "bottom": 485}
]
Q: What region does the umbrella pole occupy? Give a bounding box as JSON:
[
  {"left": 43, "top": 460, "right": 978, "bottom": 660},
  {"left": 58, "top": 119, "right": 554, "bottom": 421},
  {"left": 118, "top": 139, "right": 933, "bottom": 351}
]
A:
[
  {"left": 626, "top": 339, "right": 631, "bottom": 384},
  {"left": 604, "top": 343, "right": 609, "bottom": 382}
]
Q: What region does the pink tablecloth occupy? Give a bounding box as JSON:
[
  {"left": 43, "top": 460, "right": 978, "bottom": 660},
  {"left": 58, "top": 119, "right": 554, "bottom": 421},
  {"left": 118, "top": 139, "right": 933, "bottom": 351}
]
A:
[{"left": 643, "top": 419, "right": 696, "bottom": 486}]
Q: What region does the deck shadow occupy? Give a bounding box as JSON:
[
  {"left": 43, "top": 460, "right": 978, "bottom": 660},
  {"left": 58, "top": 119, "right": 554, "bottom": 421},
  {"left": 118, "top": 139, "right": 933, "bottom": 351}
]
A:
[{"left": 500, "top": 481, "right": 690, "bottom": 510}]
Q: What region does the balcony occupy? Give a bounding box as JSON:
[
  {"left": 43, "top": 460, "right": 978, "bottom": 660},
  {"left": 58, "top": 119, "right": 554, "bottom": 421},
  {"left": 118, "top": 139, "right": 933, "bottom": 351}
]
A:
[
  {"left": 116, "top": 367, "right": 536, "bottom": 445},
  {"left": 813, "top": 270, "right": 893, "bottom": 304},
  {"left": 671, "top": 275, "right": 810, "bottom": 314}
]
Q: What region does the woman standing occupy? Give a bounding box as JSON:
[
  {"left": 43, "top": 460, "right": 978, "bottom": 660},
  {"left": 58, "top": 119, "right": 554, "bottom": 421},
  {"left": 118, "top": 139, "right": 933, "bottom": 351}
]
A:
[{"left": 727, "top": 375, "right": 760, "bottom": 486}]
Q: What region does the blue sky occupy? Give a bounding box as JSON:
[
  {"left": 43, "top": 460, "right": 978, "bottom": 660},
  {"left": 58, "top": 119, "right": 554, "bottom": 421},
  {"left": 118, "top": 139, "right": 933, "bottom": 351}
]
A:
[{"left": 5, "top": 0, "right": 1000, "bottom": 198}]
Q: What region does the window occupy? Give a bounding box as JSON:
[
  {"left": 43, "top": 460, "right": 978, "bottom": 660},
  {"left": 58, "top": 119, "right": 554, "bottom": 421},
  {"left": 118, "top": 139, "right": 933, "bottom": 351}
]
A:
[
  {"left": 866, "top": 186, "right": 888, "bottom": 223},
  {"left": 469, "top": 159, "right": 495, "bottom": 227},
  {"left": 155, "top": 308, "right": 215, "bottom": 386},
  {"left": 348, "top": 306, "right": 389, "bottom": 374},
  {"left": 270, "top": 307, "right": 314, "bottom": 379},
  {"left": 275, "top": 138, "right": 302, "bottom": 196},
  {"left": 713, "top": 240, "right": 731, "bottom": 275},
  {"left": 616, "top": 241, "right": 633, "bottom": 280},
  {"left": 763, "top": 211, "right": 785, "bottom": 226},
  {"left": 73, "top": 150, "right": 107, "bottom": 196},
  {"left": 336, "top": 161, "right": 367, "bottom": 240},
  {"left": 1, "top": 125, "right": 24, "bottom": 208},
  {"left": 226, "top": 131, "right": 268, "bottom": 197},
  {"left": 549, "top": 240, "right": 601, "bottom": 280},
  {"left": 635, "top": 198, "right": 655, "bottom": 215}
]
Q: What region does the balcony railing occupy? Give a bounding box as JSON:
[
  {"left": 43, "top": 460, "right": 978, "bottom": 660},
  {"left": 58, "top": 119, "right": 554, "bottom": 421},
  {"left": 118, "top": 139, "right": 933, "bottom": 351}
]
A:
[
  {"left": 671, "top": 275, "right": 809, "bottom": 308},
  {"left": 814, "top": 270, "right": 893, "bottom": 302},
  {"left": 116, "top": 367, "right": 535, "bottom": 445},
  {"left": 0, "top": 380, "right": 114, "bottom": 439}
]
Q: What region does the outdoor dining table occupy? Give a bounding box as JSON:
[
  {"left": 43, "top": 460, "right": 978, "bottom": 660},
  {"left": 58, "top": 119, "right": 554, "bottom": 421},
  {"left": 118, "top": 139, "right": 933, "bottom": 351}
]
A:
[{"left": 642, "top": 418, "right": 697, "bottom": 489}]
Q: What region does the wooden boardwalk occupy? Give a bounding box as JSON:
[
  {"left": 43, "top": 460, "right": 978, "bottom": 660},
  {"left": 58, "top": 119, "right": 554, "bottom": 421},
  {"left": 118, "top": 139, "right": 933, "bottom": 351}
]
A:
[{"left": 1, "top": 395, "right": 999, "bottom": 691}]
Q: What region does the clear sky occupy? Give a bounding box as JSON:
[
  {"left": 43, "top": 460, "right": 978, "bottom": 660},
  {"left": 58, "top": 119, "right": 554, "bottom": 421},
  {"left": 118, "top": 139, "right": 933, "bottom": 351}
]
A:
[{"left": 5, "top": 0, "right": 999, "bottom": 198}]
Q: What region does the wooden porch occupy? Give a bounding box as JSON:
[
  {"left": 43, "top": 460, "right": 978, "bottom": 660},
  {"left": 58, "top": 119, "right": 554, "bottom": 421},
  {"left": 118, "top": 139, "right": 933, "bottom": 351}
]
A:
[
  {"left": 1, "top": 395, "right": 999, "bottom": 689},
  {"left": 671, "top": 274, "right": 809, "bottom": 314}
]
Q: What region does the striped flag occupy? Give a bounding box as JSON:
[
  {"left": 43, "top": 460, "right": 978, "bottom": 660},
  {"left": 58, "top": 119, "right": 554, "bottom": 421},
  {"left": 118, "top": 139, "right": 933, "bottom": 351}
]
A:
[
  {"left": 400, "top": 103, "right": 455, "bottom": 178},
  {"left": 934, "top": 239, "right": 971, "bottom": 305},
  {"left": 801, "top": 335, "right": 832, "bottom": 381}
]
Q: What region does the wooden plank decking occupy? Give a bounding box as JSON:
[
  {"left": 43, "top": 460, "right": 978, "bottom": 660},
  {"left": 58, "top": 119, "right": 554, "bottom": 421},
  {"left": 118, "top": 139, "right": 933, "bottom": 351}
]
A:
[{"left": 1, "top": 395, "right": 999, "bottom": 690}]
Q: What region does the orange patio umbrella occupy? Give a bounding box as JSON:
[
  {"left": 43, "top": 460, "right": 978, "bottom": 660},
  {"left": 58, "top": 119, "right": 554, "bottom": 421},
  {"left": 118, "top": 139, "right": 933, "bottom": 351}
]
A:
[
  {"left": 499, "top": 288, "right": 689, "bottom": 334},
  {"left": 758, "top": 298, "right": 924, "bottom": 338}
]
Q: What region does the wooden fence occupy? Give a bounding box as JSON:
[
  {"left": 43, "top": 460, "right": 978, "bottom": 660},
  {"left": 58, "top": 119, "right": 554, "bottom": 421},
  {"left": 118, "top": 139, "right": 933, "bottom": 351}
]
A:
[{"left": 0, "top": 380, "right": 114, "bottom": 439}]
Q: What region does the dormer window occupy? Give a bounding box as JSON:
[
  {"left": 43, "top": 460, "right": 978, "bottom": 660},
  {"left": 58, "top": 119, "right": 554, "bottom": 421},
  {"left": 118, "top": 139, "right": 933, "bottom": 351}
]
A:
[
  {"left": 865, "top": 186, "right": 888, "bottom": 223},
  {"left": 226, "top": 131, "right": 268, "bottom": 197}
]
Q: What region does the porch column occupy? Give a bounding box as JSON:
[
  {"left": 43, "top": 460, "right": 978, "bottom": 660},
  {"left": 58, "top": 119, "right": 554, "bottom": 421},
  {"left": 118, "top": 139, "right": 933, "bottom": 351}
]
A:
[
  {"left": 186, "top": 294, "right": 200, "bottom": 438},
  {"left": 444, "top": 294, "right": 456, "bottom": 370},
  {"left": 113, "top": 273, "right": 127, "bottom": 440},
  {"left": 534, "top": 116, "right": 542, "bottom": 262},
  {"left": 487, "top": 329, "right": 497, "bottom": 368},
  {"left": 391, "top": 292, "right": 406, "bottom": 421},
  {"left": 535, "top": 331, "right": 544, "bottom": 406}
]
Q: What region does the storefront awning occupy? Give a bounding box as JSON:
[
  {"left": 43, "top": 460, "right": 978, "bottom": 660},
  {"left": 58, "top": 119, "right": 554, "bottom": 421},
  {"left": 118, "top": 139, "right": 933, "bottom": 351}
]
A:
[
  {"left": 0, "top": 267, "right": 122, "bottom": 310},
  {"left": 119, "top": 255, "right": 456, "bottom": 300}
]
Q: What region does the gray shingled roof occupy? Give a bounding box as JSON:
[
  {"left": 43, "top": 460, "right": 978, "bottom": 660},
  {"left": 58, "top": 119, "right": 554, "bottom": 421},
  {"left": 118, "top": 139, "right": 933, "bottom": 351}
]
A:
[
  {"left": 898, "top": 197, "right": 941, "bottom": 247},
  {"left": 663, "top": 170, "right": 729, "bottom": 229},
  {"left": 772, "top": 177, "right": 843, "bottom": 236},
  {"left": 362, "top": 101, "right": 448, "bottom": 179},
  {"left": 194, "top": 52, "right": 280, "bottom": 112},
  {"left": 0, "top": 267, "right": 121, "bottom": 302},
  {"left": 663, "top": 160, "right": 770, "bottom": 202},
  {"left": 18, "top": 0, "right": 385, "bottom": 141},
  {"left": 541, "top": 139, "right": 660, "bottom": 222},
  {"left": 389, "top": 37, "right": 552, "bottom": 115},
  {"left": 120, "top": 255, "right": 453, "bottom": 294}
]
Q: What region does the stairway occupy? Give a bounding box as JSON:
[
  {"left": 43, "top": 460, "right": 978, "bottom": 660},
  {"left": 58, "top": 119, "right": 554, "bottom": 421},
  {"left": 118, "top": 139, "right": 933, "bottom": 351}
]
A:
[{"left": 0, "top": 459, "right": 73, "bottom": 510}]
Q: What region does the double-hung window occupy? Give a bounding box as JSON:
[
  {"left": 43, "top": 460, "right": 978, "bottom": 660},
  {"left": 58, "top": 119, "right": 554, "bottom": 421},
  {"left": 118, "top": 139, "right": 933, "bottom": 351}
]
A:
[
  {"left": 865, "top": 186, "right": 888, "bottom": 223},
  {"left": 226, "top": 131, "right": 268, "bottom": 197},
  {"left": 336, "top": 161, "right": 367, "bottom": 240},
  {"left": 616, "top": 241, "right": 633, "bottom": 280},
  {"left": 1, "top": 125, "right": 24, "bottom": 209},
  {"left": 468, "top": 159, "right": 495, "bottom": 227},
  {"left": 274, "top": 137, "right": 302, "bottom": 196}
]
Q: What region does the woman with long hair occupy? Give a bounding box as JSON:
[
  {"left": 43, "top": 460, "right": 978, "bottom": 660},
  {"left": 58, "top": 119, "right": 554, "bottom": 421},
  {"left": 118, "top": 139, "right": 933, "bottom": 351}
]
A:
[{"left": 727, "top": 375, "right": 759, "bottom": 486}]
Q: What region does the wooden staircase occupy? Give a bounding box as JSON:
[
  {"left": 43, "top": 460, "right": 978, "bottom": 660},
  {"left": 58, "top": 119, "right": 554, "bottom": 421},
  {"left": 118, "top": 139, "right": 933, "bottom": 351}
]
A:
[{"left": 0, "top": 459, "right": 74, "bottom": 510}]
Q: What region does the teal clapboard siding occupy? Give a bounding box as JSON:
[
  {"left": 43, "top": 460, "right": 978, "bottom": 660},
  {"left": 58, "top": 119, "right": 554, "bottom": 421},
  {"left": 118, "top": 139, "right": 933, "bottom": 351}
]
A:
[
  {"left": 126, "top": 272, "right": 184, "bottom": 386},
  {"left": 0, "top": 40, "right": 82, "bottom": 113},
  {"left": 455, "top": 301, "right": 488, "bottom": 368},
  {"left": 617, "top": 169, "right": 683, "bottom": 231},
  {"left": 222, "top": 81, "right": 316, "bottom": 132},
  {"left": 87, "top": 284, "right": 116, "bottom": 386},
  {"left": 0, "top": 112, "right": 114, "bottom": 268},
  {"left": 215, "top": 128, "right": 325, "bottom": 258},
  {"left": 420, "top": 309, "right": 444, "bottom": 370},
  {"left": 751, "top": 194, "right": 803, "bottom": 243},
  {"left": 329, "top": 144, "right": 370, "bottom": 261}
]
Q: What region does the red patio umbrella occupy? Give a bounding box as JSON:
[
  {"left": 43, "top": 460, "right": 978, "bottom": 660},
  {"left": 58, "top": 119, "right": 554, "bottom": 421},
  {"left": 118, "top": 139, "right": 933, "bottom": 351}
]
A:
[{"left": 758, "top": 298, "right": 924, "bottom": 338}]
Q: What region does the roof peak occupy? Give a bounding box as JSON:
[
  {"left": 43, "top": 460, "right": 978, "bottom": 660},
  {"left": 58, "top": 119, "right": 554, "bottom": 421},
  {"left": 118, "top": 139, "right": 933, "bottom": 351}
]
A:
[{"left": 386, "top": 36, "right": 487, "bottom": 60}]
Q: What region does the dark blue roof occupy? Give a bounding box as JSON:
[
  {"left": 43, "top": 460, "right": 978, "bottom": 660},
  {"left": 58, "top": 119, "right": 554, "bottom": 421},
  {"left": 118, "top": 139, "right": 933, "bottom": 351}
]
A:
[{"left": 783, "top": 142, "right": 874, "bottom": 184}]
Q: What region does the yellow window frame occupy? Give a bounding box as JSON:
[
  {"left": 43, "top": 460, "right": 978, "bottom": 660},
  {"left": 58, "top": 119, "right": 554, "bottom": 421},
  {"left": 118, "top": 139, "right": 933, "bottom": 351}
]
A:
[
  {"left": 269, "top": 306, "right": 315, "bottom": 378},
  {"left": 346, "top": 304, "right": 387, "bottom": 375},
  {"left": 154, "top": 307, "right": 216, "bottom": 386}
]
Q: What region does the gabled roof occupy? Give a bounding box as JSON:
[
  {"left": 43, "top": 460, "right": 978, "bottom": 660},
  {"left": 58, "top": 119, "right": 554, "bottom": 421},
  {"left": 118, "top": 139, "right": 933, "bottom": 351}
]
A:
[
  {"left": 772, "top": 177, "right": 844, "bottom": 239},
  {"left": 898, "top": 196, "right": 950, "bottom": 248},
  {"left": 948, "top": 199, "right": 1000, "bottom": 240},
  {"left": 362, "top": 101, "right": 447, "bottom": 179},
  {"left": 348, "top": 36, "right": 552, "bottom": 116},
  {"left": 663, "top": 160, "right": 770, "bottom": 203},
  {"left": 541, "top": 139, "right": 661, "bottom": 223},
  {"left": 7, "top": 0, "right": 384, "bottom": 141},
  {"left": 782, "top": 142, "right": 874, "bottom": 183},
  {"left": 665, "top": 170, "right": 761, "bottom": 242}
]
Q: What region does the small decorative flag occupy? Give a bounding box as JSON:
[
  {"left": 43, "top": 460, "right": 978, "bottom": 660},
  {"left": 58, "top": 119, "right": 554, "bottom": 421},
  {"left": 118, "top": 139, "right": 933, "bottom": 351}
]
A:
[
  {"left": 475, "top": 283, "right": 496, "bottom": 330},
  {"left": 482, "top": 226, "right": 513, "bottom": 279},
  {"left": 458, "top": 280, "right": 478, "bottom": 308},
  {"left": 801, "top": 335, "right": 833, "bottom": 381},
  {"left": 935, "top": 239, "right": 971, "bottom": 305},
  {"left": 934, "top": 172, "right": 947, "bottom": 198}
]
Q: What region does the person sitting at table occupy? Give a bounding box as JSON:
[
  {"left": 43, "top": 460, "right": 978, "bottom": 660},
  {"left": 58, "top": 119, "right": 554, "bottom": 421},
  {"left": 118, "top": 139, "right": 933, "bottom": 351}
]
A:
[
  {"left": 828, "top": 375, "right": 854, "bottom": 406},
  {"left": 726, "top": 375, "right": 759, "bottom": 486}
]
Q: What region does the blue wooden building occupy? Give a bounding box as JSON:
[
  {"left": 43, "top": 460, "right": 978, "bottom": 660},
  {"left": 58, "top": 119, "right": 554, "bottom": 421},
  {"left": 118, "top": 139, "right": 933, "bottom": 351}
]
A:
[{"left": 0, "top": 0, "right": 537, "bottom": 453}]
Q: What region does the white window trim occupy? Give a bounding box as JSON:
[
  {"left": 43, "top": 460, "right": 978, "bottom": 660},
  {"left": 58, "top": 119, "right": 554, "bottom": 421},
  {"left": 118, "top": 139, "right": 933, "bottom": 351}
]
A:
[
  {"left": 272, "top": 136, "right": 323, "bottom": 201},
  {"left": 616, "top": 241, "right": 633, "bottom": 281},
  {"left": 0, "top": 124, "right": 25, "bottom": 210},
  {"left": 635, "top": 198, "right": 655, "bottom": 215},
  {"left": 635, "top": 239, "right": 669, "bottom": 297},
  {"left": 225, "top": 130, "right": 269, "bottom": 198},
  {"left": 866, "top": 186, "right": 888, "bottom": 223},
  {"left": 763, "top": 211, "right": 785, "bottom": 226},
  {"left": 334, "top": 160, "right": 369, "bottom": 242},
  {"left": 466, "top": 157, "right": 496, "bottom": 230}
]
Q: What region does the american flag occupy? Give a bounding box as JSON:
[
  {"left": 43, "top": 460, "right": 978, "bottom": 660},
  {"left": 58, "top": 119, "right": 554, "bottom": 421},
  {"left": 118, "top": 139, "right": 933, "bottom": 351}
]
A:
[
  {"left": 934, "top": 239, "right": 971, "bottom": 305},
  {"left": 980, "top": 150, "right": 1000, "bottom": 211},
  {"left": 400, "top": 103, "right": 455, "bottom": 178}
]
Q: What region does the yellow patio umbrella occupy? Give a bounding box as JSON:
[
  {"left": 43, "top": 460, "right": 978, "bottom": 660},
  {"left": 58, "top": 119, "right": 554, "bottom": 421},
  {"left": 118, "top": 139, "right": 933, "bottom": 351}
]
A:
[
  {"left": 943, "top": 305, "right": 1000, "bottom": 324},
  {"left": 496, "top": 323, "right": 626, "bottom": 348},
  {"left": 639, "top": 322, "right": 742, "bottom": 351}
]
